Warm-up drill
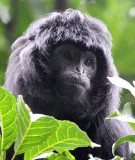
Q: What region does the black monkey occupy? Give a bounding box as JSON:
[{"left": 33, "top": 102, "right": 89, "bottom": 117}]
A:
[{"left": 4, "top": 9, "right": 134, "bottom": 160}]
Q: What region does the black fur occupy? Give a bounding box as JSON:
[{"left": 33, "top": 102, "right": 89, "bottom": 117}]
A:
[{"left": 4, "top": 9, "right": 133, "bottom": 160}]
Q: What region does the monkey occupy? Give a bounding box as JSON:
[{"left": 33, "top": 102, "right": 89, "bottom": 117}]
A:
[{"left": 4, "top": 9, "right": 134, "bottom": 160}]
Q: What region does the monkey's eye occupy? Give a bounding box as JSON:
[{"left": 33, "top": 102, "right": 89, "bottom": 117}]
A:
[{"left": 84, "top": 59, "right": 91, "bottom": 66}]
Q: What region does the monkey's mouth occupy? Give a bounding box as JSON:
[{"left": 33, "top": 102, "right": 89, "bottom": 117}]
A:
[
  {"left": 64, "top": 78, "right": 86, "bottom": 89},
  {"left": 71, "top": 81, "right": 84, "bottom": 88}
]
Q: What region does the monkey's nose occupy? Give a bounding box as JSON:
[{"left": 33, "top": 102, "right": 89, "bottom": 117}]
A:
[
  {"left": 76, "top": 66, "right": 84, "bottom": 74},
  {"left": 76, "top": 67, "right": 80, "bottom": 72}
]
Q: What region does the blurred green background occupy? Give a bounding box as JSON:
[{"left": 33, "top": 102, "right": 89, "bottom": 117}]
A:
[{"left": 0, "top": 0, "right": 135, "bottom": 106}]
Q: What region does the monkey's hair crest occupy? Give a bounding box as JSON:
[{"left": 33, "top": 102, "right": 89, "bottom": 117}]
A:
[{"left": 13, "top": 9, "right": 112, "bottom": 53}]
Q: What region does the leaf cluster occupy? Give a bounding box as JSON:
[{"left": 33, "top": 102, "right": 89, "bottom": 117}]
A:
[
  {"left": 0, "top": 86, "right": 134, "bottom": 160},
  {"left": 0, "top": 87, "right": 96, "bottom": 160},
  {"left": 107, "top": 102, "right": 135, "bottom": 159}
]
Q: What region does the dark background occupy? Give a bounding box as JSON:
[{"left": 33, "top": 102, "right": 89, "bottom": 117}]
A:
[{"left": 0, "top": 0, "right": 135, "bottom": 106}]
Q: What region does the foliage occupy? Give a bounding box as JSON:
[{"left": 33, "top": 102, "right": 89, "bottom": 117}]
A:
[
  {"left": 107, "top": 77, "right": 135, "bottom": 159},
  {"left": 0, "top": 79, "right": 134, "bottom": 160},
  {"left": 45, "top": 152, "right": 72, "bottom": 160},
  {"left": 0, "top": 80, "right": 134, "bottom": 159},
  {"left": 0, "top": 87, "right": 17, "bottom": 159},
  {"left": 107, "top": 102, "right": 135, "bottom": 157},
  {"left": 0, "top": 87, "right": 98, "bottom": 160}
]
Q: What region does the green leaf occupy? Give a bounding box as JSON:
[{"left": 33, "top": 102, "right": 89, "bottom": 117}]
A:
[
  {"left": 107, "top": 103, "right": 135, "bottom": 123},
  {"left": 46, "top": 152, "right": 70, "bottom": 160},
  {"left": 0, "top": 134, "right": 1, "bottom": 158},
  {"left": 0, "top": 0, "right": 10, "bottom": 6},
  {"left": 0, "top": 87, "right": 17, "bottom": 150},
  {"left": 63, "top": 150, "right": 75, "bottom": 160},
  {"left": 12, "top": 96, "right": 59, "bottom": 159},
  {"left": 25, "top": 121, "right": 98, "bottom": 160},
  {"left": 113, "top": 135, "right": 135, "bottom": 155},
  {"left": 0, "top": 135, "right": 5, "bottom": 160},
  {"left": 112, "top": 156, "right": 125, "bottom": 160}
]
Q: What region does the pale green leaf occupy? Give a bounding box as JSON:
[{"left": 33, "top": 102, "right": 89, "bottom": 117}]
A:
[
  {"left": 0, "top": 87, "right": 17, "bottom": 150},
  {"left": 46, "top": 152, "right": 70, "bottom": 160},
  {"left": 64, "top": 150, "right": 75, "bottom": 160},
  {"left": 0, "top": 0, "right": 10, "bottom": 6},
  {"left": 113, "top": 135, "right": 135, "bottom": 155},
  {"left": 32, "top": 153, "right": 53, "bottom": 159},
  {"left": 13, "top": 96, "right": 59, "bottom": 159},
  {"left": 24, "top": 121, "right": 97, "bottom": 160},
  {"left": 107, "top": 103, "right": 135, "bottom": 123},
  {"left": 0, "top": 134, "right": 1, "bottom": 159},
  {"left": 112, "top": 156, "right": 125, "bottom": 160}
]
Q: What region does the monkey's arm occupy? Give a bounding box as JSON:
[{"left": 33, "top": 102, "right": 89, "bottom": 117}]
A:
[{"left": 90, "top": 119, "right": 133, "bottom": 160}]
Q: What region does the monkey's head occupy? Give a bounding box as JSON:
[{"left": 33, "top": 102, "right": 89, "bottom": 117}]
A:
[
  {"left": 50, "top": 42, "right": 96, "bottom": 99},
  {"left": 4, "top": 9, "right": 120, "bottom": 117}
]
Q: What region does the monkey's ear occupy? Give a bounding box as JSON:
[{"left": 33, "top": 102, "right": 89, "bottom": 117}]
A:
[
  {"left": 10, "top": 33, "right": 39, "bottom": 83},
  {"left": 11, "top": 36, "right": 28, "bottom": 50},
  {"left": 4, "top": 34, "right": 38, "bottom": 95},
  {"left": 12, "top": 34, "right": 36, "bottom": 51},
  {"left": 19, "top": 39, "right": 39, "bottom": 81}
]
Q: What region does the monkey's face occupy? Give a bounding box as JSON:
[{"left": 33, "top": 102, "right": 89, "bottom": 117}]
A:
[{"left": 51, "top": 43, "right": 97, "bottom": 98}]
